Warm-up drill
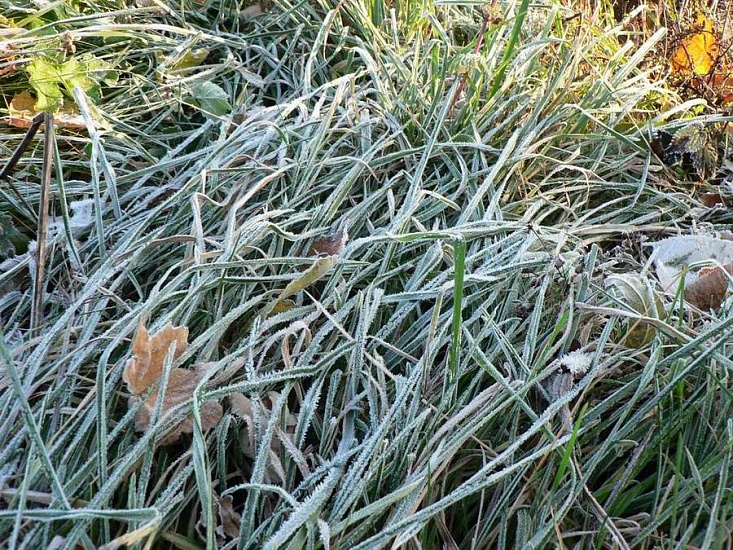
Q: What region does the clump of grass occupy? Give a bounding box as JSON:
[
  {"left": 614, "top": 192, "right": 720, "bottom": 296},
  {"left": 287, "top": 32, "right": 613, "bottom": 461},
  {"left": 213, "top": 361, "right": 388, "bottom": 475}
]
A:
[{"left": 1, "top": 0, "right": 732, "bottom": 548}]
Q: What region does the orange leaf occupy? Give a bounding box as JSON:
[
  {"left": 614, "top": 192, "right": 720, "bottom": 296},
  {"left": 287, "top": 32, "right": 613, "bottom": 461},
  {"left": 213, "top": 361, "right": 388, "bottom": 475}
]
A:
[
  {"left": 4, "top": 91, "right": 87, "bottom": 129},
  {"left": 686, "top": 71, "right": 733, "bottom": 105},
  {"left": 671, "top": 14, "right": 719, "bottom": 76},
  {"left": 124, "top": 318, "right": 189, "bottom": 394},
  {"left": 124, "top": 318, "right": 222, "bottom": 445},
  {"left": 710, "top": 73, "right": 733, "bottom": 104}
]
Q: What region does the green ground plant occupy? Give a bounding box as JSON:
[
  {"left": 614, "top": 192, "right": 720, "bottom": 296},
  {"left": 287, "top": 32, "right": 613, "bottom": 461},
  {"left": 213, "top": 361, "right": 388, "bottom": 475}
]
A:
[{"left": 1, "top": 0, "right": 732, "bottom": 548}]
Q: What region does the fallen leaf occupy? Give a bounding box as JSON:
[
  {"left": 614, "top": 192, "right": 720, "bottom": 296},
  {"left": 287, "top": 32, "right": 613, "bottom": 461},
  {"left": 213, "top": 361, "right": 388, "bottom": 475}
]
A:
[
  {"left": 26, "top": 54, "right": 116, "bottom": 113},
  {"left": 264, "top": 255, "right": 338, "bottom": 317},
  {"left": 606, "top": 273, "right": 665, "bottom": 346},
  {"left": 5, "top": 91, "right": 87, "bottom": 129},
  {"left": 684, "top": 264, "right": 733, "bottom": 310},
  {"left": 241, "top": 4, "right": 263, "bottom": 18},
  {"left": 0, "top": 41, "right": 18, "bottom": 77},
  {"left": 648, "top": 235, "right": 733, "bottom": 310},
  {"left": 651, "top": 123, "right": 718, "bottom": 181},
  {"left": 699, "top": 193, "right": 726, "bottom": 208},
  {"left": 309, "top": 222, "right": 349, "bottom": 257},
  {"left": 170, "top": 48, "right": 209, "bottom": 71},
  {"left": 185, "top": 80, "right": 231, "bottom": 117},
  {"left": 678, "top": 65, "right": 733, "bottom": 107},
  {"left": 668, "top": 13, "right": 733, "bottom": 106},
  {"left": 240, "top": 2, "right": 266, "bottom": 18},
  {"left": 671, "top": 14, "right": 719, "bottom": 76},
  {"left": 269, "top": 298, "right": 296, "bottom": 315},
  {"left": 704, "top": 72, "right": 733, "bottom": 104},
  {"left": 217, "top": 494, "right": 241, "bottom": 540},
  {"left": 124, "top": 318, "right": 222, "bottom": 445},
  {"left": 60, "top": 31, "right": 76, "bottom": 56},
  {"left": 124, "top": 319, "right": 188, "bottom": 393},
  {"left": 198, "top": 492, "right": 242, "bottom": 544},
  {"left": 264, "top": 222, "right": 349, "bottom": 316},
  {"left": 8, "top": 89, "right": 35, "bottom": 111}
]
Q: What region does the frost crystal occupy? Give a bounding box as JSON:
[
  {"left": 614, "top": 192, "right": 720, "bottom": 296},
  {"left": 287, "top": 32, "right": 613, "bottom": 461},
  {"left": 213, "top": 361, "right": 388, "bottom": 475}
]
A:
[{"left": 558, "top": 351, "right": 594, "bottom": 376}]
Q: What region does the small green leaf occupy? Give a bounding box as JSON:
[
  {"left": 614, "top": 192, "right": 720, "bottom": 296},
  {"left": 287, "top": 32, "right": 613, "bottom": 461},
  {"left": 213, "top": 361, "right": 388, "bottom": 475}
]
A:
[
  {"left": 26, "top": 54, "right": 116, "bottom": 112},
  {"left": 79, "top": 54, "right": 118, "bottom": 87},
  {"left": 172, "top": 48, "right": 210, "bottom": 71},
  {"left": 27, "top": 57, "right": 64, "bottom": 112},
  {"left": 59, "top": 57, "right": 93, "bottom": 95},
  {"left": 186, "top": 81, "right": 231, "bottom": 116},
  {"left": 60, "top": 55, "right": 116, "bottom": 100}
]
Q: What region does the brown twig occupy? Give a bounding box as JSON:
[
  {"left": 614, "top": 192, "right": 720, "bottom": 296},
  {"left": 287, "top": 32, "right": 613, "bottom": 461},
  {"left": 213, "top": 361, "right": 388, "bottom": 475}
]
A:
[
  {"left": 31, "top": 112, "right": 54, "bottom": 334},
  {"left": 0, "top": 113, "right": 43, "bottom": 216}
]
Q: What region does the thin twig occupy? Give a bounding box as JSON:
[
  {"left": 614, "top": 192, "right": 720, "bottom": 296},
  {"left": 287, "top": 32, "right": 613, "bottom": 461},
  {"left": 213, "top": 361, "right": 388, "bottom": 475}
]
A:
[
  {"left": 0, "top": 113, "right": 43, "bottom": 216},
  {"left": 0, "top": 114, "right": 44, "bottom": 181},
  {"left": 31, "top": 112, "right": 54, "bottom": 335}
]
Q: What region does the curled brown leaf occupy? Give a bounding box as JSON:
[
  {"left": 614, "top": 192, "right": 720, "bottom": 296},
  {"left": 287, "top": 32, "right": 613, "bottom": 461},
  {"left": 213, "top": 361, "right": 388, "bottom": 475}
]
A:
[
  {"left": 217, "top": 494, "right": 242, "bottom": 541},
  {"left": 309, "top": 224, "right": 349, "bottom": 257},
  {"left": 684, "top": 264, "right": 733, "bottom": 310},
  {"left": 124, "top": 318, "right": 222, "bottom": 445}
]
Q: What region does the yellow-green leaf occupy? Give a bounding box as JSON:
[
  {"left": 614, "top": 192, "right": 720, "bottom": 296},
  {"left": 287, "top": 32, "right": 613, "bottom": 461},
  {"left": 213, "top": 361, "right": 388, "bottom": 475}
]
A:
[
  {"left": 264, "top": 256, "right": 338, "bottom": 317},
  {"left": 27, "top": 57, "right": 64, "bottom": 112},
  {"left": 26, "top": 54, "right": 116, "bottom": 112},
  {"left": 172, "top": 48, "right": 209, "bottom": 71}
]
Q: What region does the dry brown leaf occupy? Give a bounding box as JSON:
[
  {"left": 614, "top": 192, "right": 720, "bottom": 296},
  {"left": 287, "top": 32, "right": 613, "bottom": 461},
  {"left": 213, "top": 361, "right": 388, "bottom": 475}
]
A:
[
  {"left": 5, "top": 91, "right": 87, "bottom": 129},
  {"left": 217, "top": 494, "right": 242, "bottom": 540},
  {"left": 229, "top": 392, "right": 253, "bottom": 420},
  {"left": 124, "top": 318, "right": 222, "bottom": 445},
  {"left": 699, "top": 193, "right": 726, "bottom": 208},
  {"left": 295, "top": 222, "right": 350, "bottom": 273},
  {"left": 684, "top": 264, "right": 733, "bottom": 310},
  {"left": 309, "top": 224, "right": 349, "bottom": 257},
  {"left": 649, "top": 235, "right": 733, "bottom": 312},
  {"left": 124, "top": 319, "right": 188, "bottom": 393},
  {"left": 196, "top": 492, "right": 242, "bottom": 544},
  {"left": 0, "top": 42, "right": 18, "bottom": 77},
  {"left": 688, "top": 72, "right": 733, "bottom": 105},
  {"left": 707, "top": 72, "right": 733, "bottom": 104}
]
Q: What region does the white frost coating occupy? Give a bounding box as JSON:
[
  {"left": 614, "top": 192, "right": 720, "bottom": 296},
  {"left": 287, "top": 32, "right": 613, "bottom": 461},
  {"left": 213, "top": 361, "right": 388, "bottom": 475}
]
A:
[
  {"left": 262, "top": 467, "right": 341, "bottom": 550},
  {"left": 47, "top": 198, "right": 96, "bottom": 239},
  {"left": 647, "top": 235, "right": 733, "bottom": 292},
  {"left": 68, "top": 199, "right": 95, "bottom": 228},
  {"left": 558, "top": 351, "right": 594, "bottom": 377}
]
